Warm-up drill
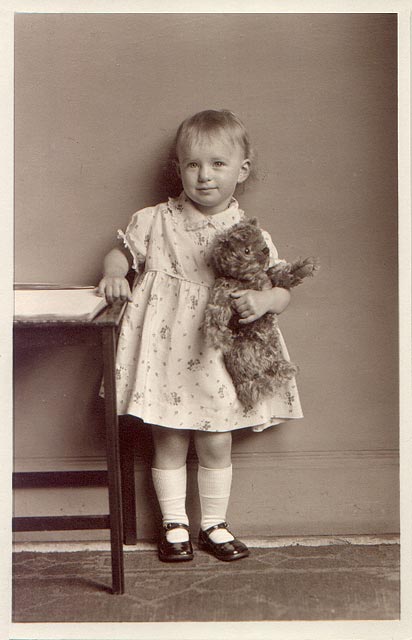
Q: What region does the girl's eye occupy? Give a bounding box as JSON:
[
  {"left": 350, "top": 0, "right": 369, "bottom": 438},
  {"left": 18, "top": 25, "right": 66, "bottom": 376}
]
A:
[
  {"left": 187, "top": 162, "right": 198, "bottom": 168},
  {"left": 214, "top": 161, "right": 225, "bottom": 167}
]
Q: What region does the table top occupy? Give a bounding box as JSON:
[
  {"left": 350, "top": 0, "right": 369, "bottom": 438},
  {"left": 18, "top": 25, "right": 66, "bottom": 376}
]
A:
[{"left": 14, "top": 300, "right": 126, "bottom": 328}]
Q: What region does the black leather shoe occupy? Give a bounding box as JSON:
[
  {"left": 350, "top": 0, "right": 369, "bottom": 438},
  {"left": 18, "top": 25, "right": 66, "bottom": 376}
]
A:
[
  {"left": 198, "top": 522, "right": 250, "bottom": 561},
  {"left": 158, "top": 523, "right": 194, "bottom": 562}
]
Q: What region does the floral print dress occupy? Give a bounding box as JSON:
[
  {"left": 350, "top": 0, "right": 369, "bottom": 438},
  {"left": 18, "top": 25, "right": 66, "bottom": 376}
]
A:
[{"left": 114, "top": 192, "right": 303, "bottom": 432}]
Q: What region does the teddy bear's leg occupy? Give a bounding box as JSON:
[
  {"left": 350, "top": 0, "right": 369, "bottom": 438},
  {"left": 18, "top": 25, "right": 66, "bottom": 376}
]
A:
[
  {"left": 255, "top": 323, "right": 298, "bottom": 384},
  {"left": 225, "top": 341, "right": 276, "bottom": 410},
  {"left": 233, "top": 340, "right": 298, "bottom": 409},
  {"left": 236, "top": 376, "right": 275, "bottom": 411},
  {"left": 203, "top": 285, "right": 236, "bottom": 352},
  {"left": 260, "top": 334, "right": 297, "bottom": 381},
  {"left": 234, "top": 360, "right": 297, "bottom": 409},
  {"left": 236, "top": 381, "right": 261, "bottom": 411},
  {"left": 246, "top": 347, "right": 292, "bottom": 406},
  {"left": 204, "top": 307, "right": 234, "bottom": 352}
]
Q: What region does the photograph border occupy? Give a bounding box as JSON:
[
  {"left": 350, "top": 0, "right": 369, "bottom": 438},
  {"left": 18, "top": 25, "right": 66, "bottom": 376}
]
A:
[{"left": 2, "top": 2, "right": 411, "bottom": 639}]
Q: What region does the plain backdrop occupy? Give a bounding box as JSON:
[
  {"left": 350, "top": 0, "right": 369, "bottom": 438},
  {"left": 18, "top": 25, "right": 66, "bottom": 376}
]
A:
[{"left": 13, "top": 13, "right": 399, "bottom": 537}]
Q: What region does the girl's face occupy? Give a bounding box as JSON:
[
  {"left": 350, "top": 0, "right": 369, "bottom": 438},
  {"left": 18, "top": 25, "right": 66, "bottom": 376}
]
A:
[{"left": 176, "top": 134, "right": 250, "bottom": 215}]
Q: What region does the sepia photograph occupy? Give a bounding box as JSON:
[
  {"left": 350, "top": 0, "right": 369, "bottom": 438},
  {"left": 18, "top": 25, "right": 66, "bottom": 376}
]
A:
[{"left": 2, "top": 2, "right": 411, "bottom": 639}]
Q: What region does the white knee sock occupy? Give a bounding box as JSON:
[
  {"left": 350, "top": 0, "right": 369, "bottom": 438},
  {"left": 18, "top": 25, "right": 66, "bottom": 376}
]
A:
[
  {"left": 198, "top": 465, "right": 234, "bottom": 543},
  {"left": 151, "top": 465, "right": 189, "bottom": 542}
]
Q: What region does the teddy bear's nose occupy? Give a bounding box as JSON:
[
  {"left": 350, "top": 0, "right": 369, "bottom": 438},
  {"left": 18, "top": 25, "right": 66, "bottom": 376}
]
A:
[{"left": 263, "top": 246, "right": 269, "bottom": 255}]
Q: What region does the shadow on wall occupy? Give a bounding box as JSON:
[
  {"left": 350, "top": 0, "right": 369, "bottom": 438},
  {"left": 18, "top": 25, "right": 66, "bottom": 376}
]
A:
[{"left": 141, "top": 136, "right": 182, "bottom": 204}]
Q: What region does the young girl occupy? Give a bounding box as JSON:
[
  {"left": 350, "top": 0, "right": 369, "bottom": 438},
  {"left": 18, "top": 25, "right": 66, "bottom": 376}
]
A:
[{"left": 98, "top": 109, "right": 303, "bottom": 563}]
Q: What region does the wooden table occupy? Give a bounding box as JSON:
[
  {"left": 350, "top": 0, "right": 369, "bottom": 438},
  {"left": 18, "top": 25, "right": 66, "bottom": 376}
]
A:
[{"left": 13, "top": 301, "right": 136, "bottom": 595}]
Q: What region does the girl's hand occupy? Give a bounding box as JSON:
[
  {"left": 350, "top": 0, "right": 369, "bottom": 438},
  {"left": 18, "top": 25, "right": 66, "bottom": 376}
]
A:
[
  {"left": 231, "top": 287, "right": 291, "bottom": 324},
  {"left": 97, "top": 276, "right": 132, "bottom": 305}
]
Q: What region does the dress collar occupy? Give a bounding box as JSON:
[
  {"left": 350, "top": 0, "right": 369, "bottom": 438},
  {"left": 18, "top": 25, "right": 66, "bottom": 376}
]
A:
[{"left": 169, "top": 192, "right": 245, "bottom": 231}]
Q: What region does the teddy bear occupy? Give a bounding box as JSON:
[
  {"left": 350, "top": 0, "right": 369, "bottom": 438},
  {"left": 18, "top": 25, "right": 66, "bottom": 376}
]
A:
[{"left": 203, "top": 218, "right": 319, "bottom": 411}]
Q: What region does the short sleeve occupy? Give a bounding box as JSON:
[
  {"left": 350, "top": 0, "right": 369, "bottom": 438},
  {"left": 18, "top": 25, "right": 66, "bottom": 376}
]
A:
[
  {"left": 117, "top": 206, "right": 155, "bottom": 272},
  {"left": 261, "top": 229, "right": 285, "bottom": 269}
]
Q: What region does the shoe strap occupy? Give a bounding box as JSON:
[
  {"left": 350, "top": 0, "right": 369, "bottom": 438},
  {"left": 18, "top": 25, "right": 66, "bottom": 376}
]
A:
[
  {"left": 164, "top": 522, "right": 190, "bottom": 532},
  {"left": 203, "top": 521, "right": 231, "bottom": 535}
]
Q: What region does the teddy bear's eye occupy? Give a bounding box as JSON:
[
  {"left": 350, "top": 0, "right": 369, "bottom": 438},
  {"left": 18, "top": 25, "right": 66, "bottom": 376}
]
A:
[{"left": 244, "top": 247, "right": 250, "bottom": 255}]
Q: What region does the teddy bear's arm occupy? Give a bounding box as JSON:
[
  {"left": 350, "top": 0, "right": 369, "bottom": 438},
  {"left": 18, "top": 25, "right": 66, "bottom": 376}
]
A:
[
  {"left": 203, "top": 278, "right": 237, "bottom": 352},
  {"left": 267, "top": 257, "right": 319, "bottom": 289}
]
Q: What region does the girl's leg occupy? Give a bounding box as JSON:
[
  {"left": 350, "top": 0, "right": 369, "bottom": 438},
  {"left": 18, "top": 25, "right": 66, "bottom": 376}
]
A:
[
  {"left": 194, "top": 431, "right": 234, "bottom": 543},
  {"left": 194, "top": 430, "right": 249, "bottom": 560},
  {"left": 194, "top": 430, "right": 232, "bottom": 469},
  {"left": 151, "top": 425, "right": 191, "bottom": 543},
  {"left": 152, "top": 424, "right": 191, "bottom": 469}
]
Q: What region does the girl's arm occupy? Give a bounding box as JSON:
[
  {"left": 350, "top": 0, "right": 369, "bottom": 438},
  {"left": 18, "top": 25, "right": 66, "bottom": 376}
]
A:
[
  {"left": 97, "top": 246, "right": 133, "bottom": 304},
  {"left": 231, "top": 287, "right": 291, "bottom": 324}
]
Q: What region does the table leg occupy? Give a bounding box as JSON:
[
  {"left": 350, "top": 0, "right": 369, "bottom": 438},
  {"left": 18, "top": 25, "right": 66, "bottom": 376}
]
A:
[
  {"left": 120, "top": 422, "right": 137, "bottom": 545},
  {"left": 102, "top": 326, "right": 125, "bottom": 595}
]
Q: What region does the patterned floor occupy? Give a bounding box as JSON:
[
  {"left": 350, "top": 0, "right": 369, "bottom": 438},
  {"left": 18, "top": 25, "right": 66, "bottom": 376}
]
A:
[{"left": 12, "top": 543, "right": 399, "bottom": 623}]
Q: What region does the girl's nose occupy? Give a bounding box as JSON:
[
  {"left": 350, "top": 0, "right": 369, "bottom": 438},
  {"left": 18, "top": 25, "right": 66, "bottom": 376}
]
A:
[{"left": 198, "top": 165, "right": 211, "bottom": 182}]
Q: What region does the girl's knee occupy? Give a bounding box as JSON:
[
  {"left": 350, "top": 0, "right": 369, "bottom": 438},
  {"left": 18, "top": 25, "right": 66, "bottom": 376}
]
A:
[
  {"left": 151, "top": 425, "right": 190, "bottom": 469},
  {"left": 194, "top": 431, "right": 232, "bottom": 468}
]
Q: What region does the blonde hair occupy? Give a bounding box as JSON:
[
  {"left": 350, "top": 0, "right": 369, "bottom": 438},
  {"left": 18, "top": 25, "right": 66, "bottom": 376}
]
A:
[{"left": 173, "top": 109, "right": 253, "bottom": 161}]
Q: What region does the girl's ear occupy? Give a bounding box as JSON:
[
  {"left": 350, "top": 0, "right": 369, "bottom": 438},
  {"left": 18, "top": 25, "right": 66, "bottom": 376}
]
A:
[{"left": 237, "top": 158, "right": 251, "bottom": 184}]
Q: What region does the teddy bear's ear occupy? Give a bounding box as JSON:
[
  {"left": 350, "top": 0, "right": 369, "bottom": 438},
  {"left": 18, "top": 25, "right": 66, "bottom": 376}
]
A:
[{"left": 249, "top": 217, "right": 259, "bottom": 227}]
